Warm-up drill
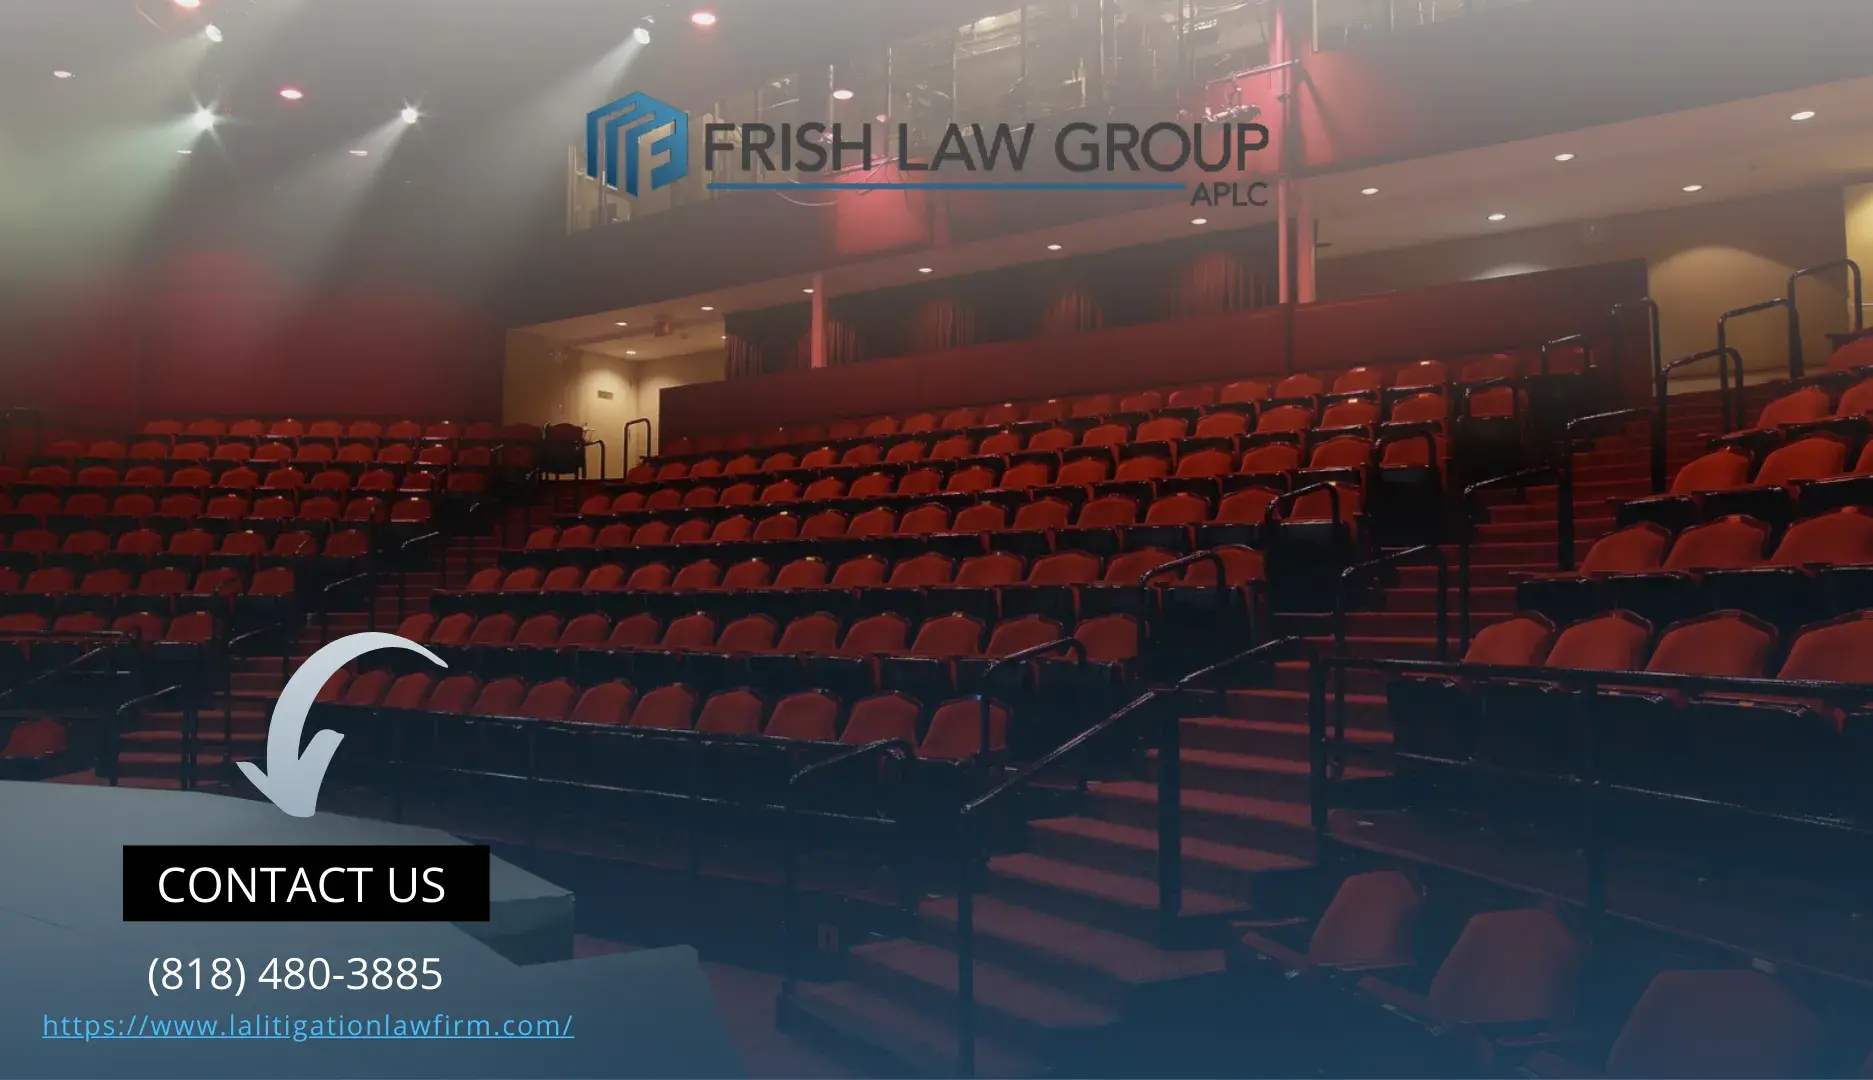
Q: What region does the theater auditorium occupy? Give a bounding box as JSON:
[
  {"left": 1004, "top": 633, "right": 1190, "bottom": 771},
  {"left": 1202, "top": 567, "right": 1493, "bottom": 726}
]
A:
[{"left": 6, "top": 0, "right": 1873, "bottom": 1075}]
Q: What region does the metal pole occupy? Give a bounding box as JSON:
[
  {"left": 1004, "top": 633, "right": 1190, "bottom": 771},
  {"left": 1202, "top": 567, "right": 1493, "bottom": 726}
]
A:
[{"left": 1156, "top": 695, "right": 1183, "bottom": 939}]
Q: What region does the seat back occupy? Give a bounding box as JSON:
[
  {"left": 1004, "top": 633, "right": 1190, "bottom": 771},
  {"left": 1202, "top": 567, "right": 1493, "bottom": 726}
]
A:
[
  {"left": 1307, "top": 870, "right": 1422, "bottom": 966},
  {"left": 1579, "top": 522, "right": 1672, "bottom": 574},
  {"left": 1546, "top": 611, "right": 1651, "bottom": 670},
  {"left": 1463, "top": 613, "right": 1556, "bottom": 665},
  {"left": 1646, "top": 611, "right": 1776, "bottom": 677},
  {"left": 1606, "top": 970, "right": 1826, "bottom": 1080},
  {"left": 1662, "top": 515, "right": 1768, "bottom": 571},
  {"left": 1426, "top": 908, "right": 1583, "bottom": 1027},
  {"left": 764, "top": 692, "right": 841, "bottom": 741}
]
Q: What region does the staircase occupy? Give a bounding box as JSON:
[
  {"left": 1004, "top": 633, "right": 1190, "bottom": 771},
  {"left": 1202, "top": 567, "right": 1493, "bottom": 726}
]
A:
[{"left": 785, "top": 391, "right": 1751, "bottom": 1076}]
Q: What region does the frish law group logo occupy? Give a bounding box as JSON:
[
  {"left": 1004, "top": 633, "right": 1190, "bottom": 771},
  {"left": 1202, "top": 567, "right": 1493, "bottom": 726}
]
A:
[
  {"left": 584, "top": 91, "right": 1271, "bottom": 209},
  {"left": 585, "top": 91, "right": 690, "bottom": 196}
]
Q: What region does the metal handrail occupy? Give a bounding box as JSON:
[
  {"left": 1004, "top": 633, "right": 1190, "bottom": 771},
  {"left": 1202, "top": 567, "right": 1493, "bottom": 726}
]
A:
[
  {"left": 1609, "top": 298, "right": 1662, "bottom": 395},
  {"left": 1538, "top": 333, "right": 1590, "bottom": 379},
  {"left": 108, "top": 684, "right": 187, "bottom": 787},
  {"left": 623, "top": 418, "right": 652, "bottom": 470},
  {"left": 778, "top": 736, "right": 918, "bottom": 1000},
  {"left": 1658, "top": 346, "right": 1745, "bottom": 437},
  {"left": 1458, "top": 467, "right": 1555, "bottom": 651},
  {"left": 1265, "top": 480, "right": 1341, "bottom": 528},
  {"left": 396, "top": 530, "right": 444, "bottom": 623},
  {"left": 1786, "top": 259, "right": 1864, "bottom": 377},
  {"left": 1334, "top": 547, "right": 1445, "bottom": 767},
  {"left": 319, "top": 569, "right": 376, "bottom": 641},
  {"left": 1555, "top": 408, "right": 1659, "bottom": 579},
  {"left": 0, "top": 634, "right": 135, "bottom": 709},
  {"left": 1716, "top": 297, "right": 1792, "bottom": 396},
  {"left": 1139, "top": 543, "right": 1266, "bottom": 642},
  {"left": 968, "top": 637, "right": 1089, "bottom": 768}
]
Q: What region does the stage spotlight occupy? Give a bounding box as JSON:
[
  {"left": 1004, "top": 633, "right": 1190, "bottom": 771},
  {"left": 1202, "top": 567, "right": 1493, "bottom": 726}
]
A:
[
  {"left": 690, "top": 11, "right": 717, "bottom": 26},
  {"left": 191, "top": 107, "right": 218, "bottom": 131},
  {"left": 279, "top": 87, "right": 304, "bottom": 101},
  {"left": 633, "top": 26, "right": 651, "bottom": 44},
  {"left": 400, "top": 105, "right": 420, "bottom": 124},
  {"left": 832, "top": 89, "right": 854, "bottom": 101},
  {"left": 204, "top": 24, "right": 223, "bottom": 43}
]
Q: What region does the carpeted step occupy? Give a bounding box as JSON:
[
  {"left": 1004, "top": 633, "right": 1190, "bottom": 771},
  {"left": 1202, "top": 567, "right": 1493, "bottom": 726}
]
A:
[
  {"left": 784, "top": 980, "right": 1039, "bottom": 1079},
  {"left": 918, "top": 893, "right": 1227, "bottom": 1010},
  {"left": 1183, "top": 716, "right": 1390, "bottom": 761},
  {"left": 1085, "top": 782, "right": 1315, "bottom": 857},
  {"left": 1023, "top": 816, "right": 1309, "bottom": 900},
  {"left": 1221, "top": 689, "right": 1391, "bottom": 730},
  {"left": 1384, "top": 585, "right": 1514, "bottom": 614},
  {"left": 844, "top": 938, "right": 1118, "bottom": 1054},
  {"left": 1474, "top": 518, "right": 1613, "bottom": 543},
  {"left": 1436, "top": 539, "right": 1594, "bottom": 566},
  {"left": 981, "top": 852, "right": 1250, "bottom": 943},
  {"left": 1267, "top": 661, "right": 1395, "bottom": 696},
  {"left": 1339, "top": 610, "right": 1503, "bottom": 638},
  {"left": 1149, "top": 747, "right": 1384, "bottom": 804}
]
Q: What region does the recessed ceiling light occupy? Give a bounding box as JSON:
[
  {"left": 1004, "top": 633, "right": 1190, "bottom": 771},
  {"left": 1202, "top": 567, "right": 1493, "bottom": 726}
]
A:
[
  {"left": 1360, "top": 187, "right": 1379, "bottom": 195},
  {"left": 1190, "top": 217, "right": 1208, "bottom": 225},
  {"left": 190, "top": 107, "right": 218, "bottom": 131},
  {"left": 53, "top": 69, "right": 72, "bottom": 79},
  {"left": 349, "top": 149, "right": 368, "bottom": 157},
  {"left": 632, "top": 26, "right": 651, "bottom": 44},
  {"left": 917, "top": 267, "right": 933, "bottom": 274},
  {"left": 832, "top": 89, "right": 854, "bottom": 101},
  {"left": 1487, "top": 212, "right": 1507, "bottom": 222},
  {"left": 1790, "top": 110, "right": 1816, "bottom": 122},
  {"left": 203, "top": 23, "right": 222, "bottom": 43},
  {"left": 1553, "top": 152, "right": 1575, "bottom": 162},
  {"left": 802, "top": 287, "right": 815, "bottom": 294},
  {"left": 1682, "top": 184, "right": 1703, "bottom": 193},
  {"left": 175, "top": 148, "right": 193, "bottom": 155},
  {"left": 875, "top": 113, "right": 889, "bottom": 123},
  {"left": 690, "top": 11, "right": 717, "bottom": 26},
  {"left": 614, "top": 321, "right": 628, "bottom": 327},
  {"left": 278, "top": 87, "right": 304, "bottom": 101},
  {"left": 699, "top": 305, "right": 714, "bottom": 311},
  {"left": 625, "top": 350, "right": 638, "bottom": 356},
  {"left": 173, "top": 0, "right": 201, "bottom": 8},
  {"left": 1046, "top": 243, "right": 1063, "bottom": 251},
  {"left": 400, "top": 106, "right": 420, "bottom": 125}
]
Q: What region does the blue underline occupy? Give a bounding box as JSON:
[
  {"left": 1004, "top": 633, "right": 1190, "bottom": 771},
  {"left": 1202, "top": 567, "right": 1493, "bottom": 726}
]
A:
[
  {"left": 707, "top": 181, "right": 1186, "bottom": 192},
  {"left": 42, "top": 1035, "right": 574, "bottom": 1041}
]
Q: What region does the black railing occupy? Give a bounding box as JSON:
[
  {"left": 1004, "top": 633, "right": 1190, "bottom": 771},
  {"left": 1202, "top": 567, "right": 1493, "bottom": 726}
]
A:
[
  {"left": 0, "top": 633, "right": 136, "bottom": 710},
  {"left": 1266, "top": 481, "right": 1340, "bottom": 529},
  {"left": 396, "top": 531, "right": 444, "bottom": 624},
  {"left": 1139, "top": 543, "right": 1267, "bottom": 644},
  {"left": 320, "top": 569, "right": 376, "bottom": 642},
  {"left": 1553, "top": 408, "right": 1660, "bottom": 578},
  {"left": 778, "top": 736, "right": 918, "bottom": 1000},
  {"left": 1786, "top": 259, "right": 1864, "bottom": 378},
  {"left": 1457, "top": 467, "right": 1554, "bottom": 651},
  {"left": 1609, "top": 298, "right": 1663, "bottom": 395},
  {"left": 108, "top": 685, "right": 189, "bottom": 788},
  {"left": 1658, "top": 345, "right": 1744, "bottom": 438},
  {"left": 623, "top": 418, "right": 652, "bottom": 471},
  {"left": 1716, "top": 297, "right": 1792, "bottom": 394}
]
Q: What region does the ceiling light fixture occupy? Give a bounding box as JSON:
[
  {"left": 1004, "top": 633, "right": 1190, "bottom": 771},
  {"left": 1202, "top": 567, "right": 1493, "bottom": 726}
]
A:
[
  {"left": 176, "top": 148, "right": 193, "bottom": 155},
  {"left": 1487, "top": 212, "right": 1507, "bottom": 222},
  {"left": 1682, "top": 184, "right": 1703, "bottom": 193},
  {"left": 700, "top": 305, "right": 715, "bottom": 311},
  {"left": 349, "top": 149, "right": 368, "bottom": 157},
  {"left": 1790, "top": 110, "right": 1816, "bottom": 122},
  {"left": 1046, "top": 243, "right": 1062, "bottom": 251},
  {"left": 614, "top": 321, "right": 628, "bottom": 327},
  {"left": 832, "top": 89, "right": 854, "bottom": 101},
  {"left": 400, "top": 105, "right": 420, "bottom": 124},
  {"left": 203, "top": 23, "right": 222, "bottom": 43},
  {"left": 1190, "top": 217, "right": 1208, "bottom": 225},
  {"left": 1360, "top": 187, "right": 1379, "bottom": 195},
  {"left": 625, "top": 350, "right": 638, "bottom": 356},
  {"left": 1553, "top": 152, "right": 1575, "bottom": 162},
  {"left": 173, "top": 0, "right": 201, "bottom": 8},
  {"left": 53, "top": 70, "right": 72, "bottom": 79},
  {"left": 917, "top": 267, "right": 933, "bottom": 274},
  {"left": 633, "top": 26, "right": 651, "bottom": 44},
  {"left": 802, "top": 287, "right": 815, "bottom": 294},
  {"left": 190, "top": 107, "right": 218, "bottom": 131},
  {"left": 690, "top": 11, "right": 717, "bottom": 26},
  {"left": 278, "top": 87, "right": 304, "bottom": 101}
]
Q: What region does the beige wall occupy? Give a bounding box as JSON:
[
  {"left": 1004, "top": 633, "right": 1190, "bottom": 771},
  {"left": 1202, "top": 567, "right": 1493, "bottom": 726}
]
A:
[
  {"left": 502, "top": 332, "right": 724, "bottom": 476},
  {"left": 1319, "top": 187, "right": 1852, "bottom": 384},
  {"left": 1848, "top": 183, "right": 1873, "bottom": 331}
]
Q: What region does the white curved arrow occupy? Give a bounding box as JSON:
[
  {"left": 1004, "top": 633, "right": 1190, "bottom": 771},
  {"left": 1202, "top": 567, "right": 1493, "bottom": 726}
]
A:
[{"left": 238, "top": 632, "right": 446, "bottom": 818}]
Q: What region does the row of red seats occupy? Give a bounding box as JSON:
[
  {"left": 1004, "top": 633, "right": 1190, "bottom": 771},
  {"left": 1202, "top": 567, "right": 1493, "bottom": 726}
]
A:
[
  {"left": 660, "top": 349, "right": 1578, "bottom": 458},
  {"left": 636, "top": 398, "right": 1460, "bottom": 485},
  {"left": 596, "top": 440, "right": 1426, "bottom": 517},
  {"left": 1392, "top": 606, "right": 1873, "bottom": 818},
  {"left": 1632, "top": 432, "right": 1873, "bottom": 529},
  {"left": 462, "top": 547, "right": 1262, "bottom": 599},
  {"left": 134, "top": 418, "right": 531, "bottom": 443},
  {"left": 0, "top": 610, "right": 217, "bottom": 644},
  {"left": 16, "top": 442, "right": 499, "bottom": 473},
  {"left": 319, "top": 671, "right": 1008, "bottom": 761},
  {"left": 3, "top": 463, "right": 482, "bottom": 497},
  {"left": 0, "top": 565, "right": 296, "bottom": 610},
  {"left": 1, "top": 493, "right": 436, "bottom": 535}
]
